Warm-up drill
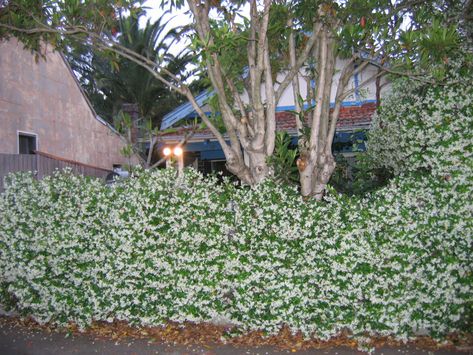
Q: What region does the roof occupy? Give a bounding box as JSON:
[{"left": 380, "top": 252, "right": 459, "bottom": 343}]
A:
[
  {"left": 161, "top": 90, "right": 214, "bottom": 130},
  {"left": 159, "top": 57, "right": 386, "bottom": 131},
  {"left": 59, "top": 52, "right": 122, "bottom": 136},
  {"left": 159, "top": 102, "right": 377, "bottom": 144},
  {"left": 161, "top": 97, "right": 377, "bottom": 130}
]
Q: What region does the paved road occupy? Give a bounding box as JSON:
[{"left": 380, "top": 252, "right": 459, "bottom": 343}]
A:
[{"left": 0, "top": 319, "right": 470, "bottom": 355}]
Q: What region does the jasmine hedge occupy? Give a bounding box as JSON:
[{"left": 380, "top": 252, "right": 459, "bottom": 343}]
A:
[
  {"left": 0, "top": 167, "right": 471, "bottom": 340},
  {"left": 0, "top": 67, "right": 472, "bottom": 342}
]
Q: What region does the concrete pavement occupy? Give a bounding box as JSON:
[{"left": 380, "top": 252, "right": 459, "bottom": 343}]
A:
[{"left": 0, "top": 317, "right": 469, "bottom": 355}]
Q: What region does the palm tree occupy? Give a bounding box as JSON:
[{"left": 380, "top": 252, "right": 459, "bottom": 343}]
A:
[{"left": 67, "top": 12, "right": 193, "bottom": 128}]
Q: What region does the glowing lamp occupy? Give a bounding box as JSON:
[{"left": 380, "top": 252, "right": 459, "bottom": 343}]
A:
[
  {"left": 163, "top": 147, "right": 172, "bottom": 156},
  {"left": 173, "top": 146, "right": 183, "bottom": 157}
]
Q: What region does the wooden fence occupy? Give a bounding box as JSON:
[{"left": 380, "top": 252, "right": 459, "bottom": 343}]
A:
[{"left": 0, "top": 152, "right": 112, "bottom": 192}]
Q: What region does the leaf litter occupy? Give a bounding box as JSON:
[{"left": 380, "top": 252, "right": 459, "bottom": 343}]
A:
[{"left": 1, "top": 315, "right": 471, "bottom": 353}]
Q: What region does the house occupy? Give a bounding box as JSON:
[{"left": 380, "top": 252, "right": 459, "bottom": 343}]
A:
[
  {"left": 158, "top": 59, "right": 386, "bottom": 175},
  {"left": 0, "top": 38, "right": 139, "bottom": 187}
]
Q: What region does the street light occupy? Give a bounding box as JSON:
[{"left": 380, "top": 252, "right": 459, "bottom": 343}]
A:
[{"left": 163, "top": 145, "right": 184, "bottom": 178}]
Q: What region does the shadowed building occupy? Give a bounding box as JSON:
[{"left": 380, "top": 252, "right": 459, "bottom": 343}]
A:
[{"left": 0, "top": 38, "right": 139, "bottom": 177}]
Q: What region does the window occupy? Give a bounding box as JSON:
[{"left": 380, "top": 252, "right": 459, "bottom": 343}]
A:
[{"left": 18, "top": 132, "right": 37, "bottom": 154}]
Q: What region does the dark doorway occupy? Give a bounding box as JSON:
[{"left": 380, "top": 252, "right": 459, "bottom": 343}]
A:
[{"left": 18, "top": 133, "right": 37, "bottom": 154}]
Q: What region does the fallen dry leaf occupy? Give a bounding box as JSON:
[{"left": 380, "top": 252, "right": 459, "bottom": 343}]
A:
[{"left": 0, "top": 315, "right": 470, "bottom": 352}]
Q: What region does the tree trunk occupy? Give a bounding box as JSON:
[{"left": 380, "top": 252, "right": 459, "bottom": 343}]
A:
[
  {"left": 298, "top": 9, "right": 339, "bottom": 201},
  {"left": 184, "top": 0, "right": 320, "bottom": 187},
  {"left": 312, "top": 153, "right": 336, "bottom": 200}
]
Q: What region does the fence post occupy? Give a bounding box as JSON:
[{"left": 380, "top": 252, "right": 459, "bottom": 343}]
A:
[{"left": 34, "top": 154, "right": 39, "bottom": 181}]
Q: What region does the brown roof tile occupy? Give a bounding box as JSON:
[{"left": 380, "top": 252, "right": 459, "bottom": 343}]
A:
[{"left": 160, "top": 103, "right": 376, "bottom": 140}]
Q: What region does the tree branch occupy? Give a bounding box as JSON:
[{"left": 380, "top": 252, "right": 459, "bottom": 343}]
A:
[
  {"left": 187, "top": 0, "right": 243, "bottom": 160},
  {"left": 309, "top": 30, "right": 328, "bottom": 163},
  {"left": 275, "top": 22, "right": 321, "bottom": 104},
  {"left": 362, "top": 59, "right": 439, "bottom": 85},
  {"left": 264, "top": 40, "right": 276, "bottom": 156},
  {"left": 326, "top": 58, "right": 361, "bottom": 151}
]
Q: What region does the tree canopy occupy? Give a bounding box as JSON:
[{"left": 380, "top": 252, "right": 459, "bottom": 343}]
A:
[
  {"left": 66, "top": 12, "right": 190, "bottom": 126},
  {"left": 0, "top": 0, "right": 471, "bottom": 197}
]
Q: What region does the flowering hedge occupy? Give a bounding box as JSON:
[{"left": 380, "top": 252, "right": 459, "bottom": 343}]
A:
[
  {"left": 1, "top": 68, "right": 472, "bottom": 343},
  {"left": 0, "top": 167, "right": 471, "bottom": 341},
  {"left": 367, "top": 68, "right": 473, "bottom": 179}
]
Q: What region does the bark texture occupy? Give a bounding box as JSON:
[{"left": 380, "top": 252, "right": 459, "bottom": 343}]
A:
[
  {"left": 294, "top": 7, "right": 367, "bottom": 200},
  {"left": 186, "top": 0, "right": 317, "bottom": 185}
]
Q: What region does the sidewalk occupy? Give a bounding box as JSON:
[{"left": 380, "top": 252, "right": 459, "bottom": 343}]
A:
[{"left": 1, "top": 318, "right": 469, "bottom": 355}]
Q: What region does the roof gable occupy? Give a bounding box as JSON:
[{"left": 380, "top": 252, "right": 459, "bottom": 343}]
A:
[{"left": 161, "top": 90, "right": 214, "bottom": 129}]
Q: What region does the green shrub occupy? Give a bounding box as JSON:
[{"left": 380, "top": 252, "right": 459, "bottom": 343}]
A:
[
  {"left": 367, "top": 67, "right": 473, "bottom": 179},
  {"left": 0, "top": 167, "right": 471, "bottom": 340},
  {"left": 266, "top": 131, "right": 299, "bottom": 185},
  {"left": 1, "top": 63, "right": 472, "bottom": 340}
]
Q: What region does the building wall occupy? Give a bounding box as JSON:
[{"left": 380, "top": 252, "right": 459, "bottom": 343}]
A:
[
  {"left": 0, "top": 39, "right": 138, "bottom": 170},
  {"left": 239, "top": 59, "right": 387, "bottom": 108}
]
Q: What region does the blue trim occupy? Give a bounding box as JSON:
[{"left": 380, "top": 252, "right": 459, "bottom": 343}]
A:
[
  {"left": 186, "top": 140, "right": 224, "bottom": 152},
  {"left": 201, "top": 150, "right": 226, "bottom": 160},
  {"left": 191, "top": 130, "right": 368, "bottom": 161},
  {"left": 188, "top": 140, "right": 227, "bottom": 160},
  {"left": 158, "top": 131, "right": 367, "bottom": 164},
  {"left": 161, "top": 95, "right": 377, "bottom": 129},
  {"left": 275, "top": 99, "right": 377, "bottom": 112},
  {"left": 161, "top": 90, "right": 214, "bottom": 129},
  {"left": 335, "top": 99, "right": 377, "bottom": 107},
  {"left": 353, "top": 63, "right": 361, "bottom": 102}
]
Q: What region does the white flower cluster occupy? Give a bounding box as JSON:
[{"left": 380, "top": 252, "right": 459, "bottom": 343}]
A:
[
  {"left": 367, "top": 65, "right": 473, "bottom": 179},
  {"left": 0, "top": 165, "right": 471, "bottom": 340},
  {"left": 2, "top": 65, "right": 473, "bottom": 340}
]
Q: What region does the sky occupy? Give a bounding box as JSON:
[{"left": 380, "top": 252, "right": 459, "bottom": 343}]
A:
[
  {"left": 141, "top": 1, "right": 192, "bottom": 56},
  {"left": 140, "top": 1, "right": 251, "bottom": 56}
]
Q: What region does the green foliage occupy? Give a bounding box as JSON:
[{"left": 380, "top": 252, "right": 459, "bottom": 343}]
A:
[
  {"left": 205, "top": 93, "right": 229, "bottom": 134},
  {"left": 0, "top": 166, "right": 471, "bottom": 340},
  {"left": 287, "top": 95, "right": 315, "bottom": 151},
  {"left": 0, "top": 1, "right": 472, "bottom": 342},
  {"left": 367, "top": 57, "right": 473, "bottom": 179},
  {"left": 113, "top": 111, "right": 133, "bottom": 134},
  {"left": 328, "top": 154, "right": 354, "bottom": 194},
  {"left": 329, "top": 153, "right": 393, "bottom": 196},
  {"left": 267, "top": 132, "right": 299, "bottom": 185},
  {"left": 120, "top": 144, "right": 134, "bottom": 158},
  {"left": 65, "top": 11, "right": 192, "bottom": 127},
  {"left": 0, "top": 1, "right": 142, "bottom": 51},
  {"left": 350, "top": 54, "right": 473, "bottom": 196},
  {"left": 189, "top": 17, "right": 247, "bottom": 92}
]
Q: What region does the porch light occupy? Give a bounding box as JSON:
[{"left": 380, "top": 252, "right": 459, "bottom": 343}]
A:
[
  {"left": 163, "top": 145, "right": 184, "bottom": 179},
  {"left": 173, "top": 146, "right": 183, "bottom": 157},
  {"left": 163, "top": 147, "right": 172, "bottom": 156}
]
